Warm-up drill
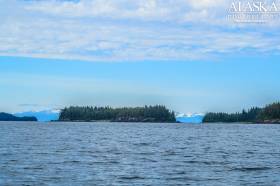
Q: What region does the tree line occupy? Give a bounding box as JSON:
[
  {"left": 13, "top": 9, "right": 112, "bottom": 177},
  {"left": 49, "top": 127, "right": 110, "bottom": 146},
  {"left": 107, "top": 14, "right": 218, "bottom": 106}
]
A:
[
  {"left": 203, "top": 102, "right": 280, "bottom": 123},
  {"left": 59, "top": 105, "right": 176, "bottom": 123}
]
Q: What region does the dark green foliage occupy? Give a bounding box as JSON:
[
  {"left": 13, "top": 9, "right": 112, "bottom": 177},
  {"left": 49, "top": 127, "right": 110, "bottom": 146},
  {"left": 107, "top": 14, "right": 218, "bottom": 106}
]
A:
[
  {"left": 0, "top": 112, "right": 37, "bottom": 121},
  {"left": 203, "top": 107, "right": 261, "bottom": 123},
  {"left": 59, "top": 105, "right": 176, "bottom": 123},
  {"left": 258, "top": 102, "right": 280, "bottom": 122},
  {"left": 203, "top": 102, "right": 280, "bottom": 123},
  {"left": 203, "top": 103, "right": 280, "bottom": 123}
]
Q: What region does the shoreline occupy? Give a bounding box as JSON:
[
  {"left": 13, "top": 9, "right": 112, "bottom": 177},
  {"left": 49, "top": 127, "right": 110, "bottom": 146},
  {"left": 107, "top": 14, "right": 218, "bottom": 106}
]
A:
[
  {"left": 203, "top": 122, "right": 280, "bottom": 124},
  {"left": 54, "top": 120, "right": 178, "bottom": 123}
]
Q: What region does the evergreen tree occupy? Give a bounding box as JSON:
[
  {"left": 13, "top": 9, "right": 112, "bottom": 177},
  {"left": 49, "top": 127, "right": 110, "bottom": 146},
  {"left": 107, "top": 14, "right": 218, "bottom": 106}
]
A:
[
  {"left": 203, "top": 102, "right": 280, "bottom": 123},
  {"left": 59, "top": 105, "right": 176, "bottom": 123}
]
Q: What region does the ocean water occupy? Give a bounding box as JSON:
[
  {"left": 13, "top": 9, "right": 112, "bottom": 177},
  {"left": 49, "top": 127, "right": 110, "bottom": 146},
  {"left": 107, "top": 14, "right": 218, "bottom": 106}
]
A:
[{"left": 0, "top": 122, "right": 280, "bottom": 186}]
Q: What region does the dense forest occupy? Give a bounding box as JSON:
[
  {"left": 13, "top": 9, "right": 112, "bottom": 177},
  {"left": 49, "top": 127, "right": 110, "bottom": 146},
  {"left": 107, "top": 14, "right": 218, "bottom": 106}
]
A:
[
  {"left": 0, "top": 112, "right": 37, "bottom": 121},
  {"left": 203, "top": 102, "right": 280, "bottom": 123},
  {"left": 59, "top": 105, "right": 176, "bottom": 123}
]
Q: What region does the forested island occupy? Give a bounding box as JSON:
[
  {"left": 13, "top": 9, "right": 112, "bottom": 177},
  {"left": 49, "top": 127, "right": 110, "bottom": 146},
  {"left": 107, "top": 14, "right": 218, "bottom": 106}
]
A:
[
  {"left": 0, "top": 112, "right": 37, "bottom": 121},
  {"left": 59, "top": 105, "right": 176, "bottom": 123},
  {"left": 203, "top": 102, "right": 280, "bottom": 124}
]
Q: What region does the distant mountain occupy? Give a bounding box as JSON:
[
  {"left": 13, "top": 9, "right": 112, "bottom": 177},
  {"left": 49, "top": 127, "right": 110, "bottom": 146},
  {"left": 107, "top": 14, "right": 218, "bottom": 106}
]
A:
[
  {"left": 0, "top": 112, "right": 37, "bottom": 121},
  {"left": 176, "top": 113, "right": 204, "bottom": 124},
  {"left": 14, "top": 110, "right": 60, "bottom": 122}
]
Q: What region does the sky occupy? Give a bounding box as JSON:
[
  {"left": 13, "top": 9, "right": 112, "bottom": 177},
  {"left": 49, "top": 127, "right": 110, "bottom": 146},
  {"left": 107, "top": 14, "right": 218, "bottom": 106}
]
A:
[{"left": 0, "top": 0, "right": 280, "bottom": 114}]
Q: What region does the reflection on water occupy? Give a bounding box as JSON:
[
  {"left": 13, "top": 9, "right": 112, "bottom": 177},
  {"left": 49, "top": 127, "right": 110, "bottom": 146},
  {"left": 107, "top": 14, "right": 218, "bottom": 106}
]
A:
[{"left": 0, "top": 122, "right": 280, "bottom": 185}]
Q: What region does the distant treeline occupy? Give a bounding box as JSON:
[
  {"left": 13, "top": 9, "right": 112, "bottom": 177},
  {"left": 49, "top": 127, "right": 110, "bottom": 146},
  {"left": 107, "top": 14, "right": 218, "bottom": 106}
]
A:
[
  {"left": 203, "top": 102, "right": 280, "bottom": 123},
  {"left": 59, "top": 105, "right": 176, "bottom": 123},
  {"left": 0, "top": 112, "right": 37, "bottom": 122}
]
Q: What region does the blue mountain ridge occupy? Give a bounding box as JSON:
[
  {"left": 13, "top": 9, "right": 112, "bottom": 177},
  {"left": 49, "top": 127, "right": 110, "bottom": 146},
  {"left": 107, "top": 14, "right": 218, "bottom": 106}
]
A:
[
  {"left": 14, "top": 110, "right": 59, "bottom": 122},
  {"left": 176, "top": 113, "right": 204, "bottom": 124},
  {"left": 15, "top": 111, "right": 204, "bottom": 123}
]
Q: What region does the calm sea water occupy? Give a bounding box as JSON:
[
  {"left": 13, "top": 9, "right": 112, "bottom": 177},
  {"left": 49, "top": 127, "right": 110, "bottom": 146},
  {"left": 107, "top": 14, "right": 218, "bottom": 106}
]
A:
[{"left": 0, "top": 122, "right": 280, "bottom": 186}]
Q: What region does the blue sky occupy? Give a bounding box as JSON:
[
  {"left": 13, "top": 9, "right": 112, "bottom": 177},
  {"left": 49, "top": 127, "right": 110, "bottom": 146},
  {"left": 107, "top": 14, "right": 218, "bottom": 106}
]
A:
[
  {"left": 0, "top": 0, "right": 280, "bottom": 114},
  {"left": 1, "top": 54, "right": 280, "bottom": 114}
]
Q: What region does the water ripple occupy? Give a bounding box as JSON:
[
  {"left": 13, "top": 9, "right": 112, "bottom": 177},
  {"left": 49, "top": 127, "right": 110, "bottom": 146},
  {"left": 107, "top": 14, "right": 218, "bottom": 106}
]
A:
[{"left": 0, "top": 122, "right": 280, "bottom": 185}]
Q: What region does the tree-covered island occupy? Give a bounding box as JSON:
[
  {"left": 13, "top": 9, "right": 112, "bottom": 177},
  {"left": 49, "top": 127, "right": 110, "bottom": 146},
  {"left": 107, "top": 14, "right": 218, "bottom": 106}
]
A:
[
  {"left": 59, "top": 105, "right": 176, "bottom": 123},
  {"left": 203, "top": 102, "right": 280, "bottom": 124}
]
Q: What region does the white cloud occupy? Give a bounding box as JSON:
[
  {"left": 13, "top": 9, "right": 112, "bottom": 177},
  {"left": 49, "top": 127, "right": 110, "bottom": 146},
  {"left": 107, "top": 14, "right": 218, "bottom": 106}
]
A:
[
  {"left": 188, "top": 0, "right": 227, "bottom": 9},
  {"left": 0, "top": 0, "right": 279, "bottom": 61},
  {"left": 24, "top": 0, "right": 229, "bottom": 23}
]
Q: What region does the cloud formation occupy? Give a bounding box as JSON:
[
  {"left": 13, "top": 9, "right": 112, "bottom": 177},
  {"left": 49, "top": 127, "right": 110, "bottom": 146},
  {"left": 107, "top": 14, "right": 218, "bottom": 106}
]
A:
[{"left": 0, "top": 0, "right": 279, "bottom": 61}]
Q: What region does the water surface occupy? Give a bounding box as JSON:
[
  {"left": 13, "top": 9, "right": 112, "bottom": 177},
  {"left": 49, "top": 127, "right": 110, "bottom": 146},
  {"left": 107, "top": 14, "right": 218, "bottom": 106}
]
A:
[{"left": 0, "top": 122, "right": 280, "bottom": 185}]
